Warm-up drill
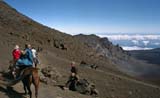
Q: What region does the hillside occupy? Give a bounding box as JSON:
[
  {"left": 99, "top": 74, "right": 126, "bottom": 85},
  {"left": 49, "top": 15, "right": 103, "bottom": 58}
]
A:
[
  {"left": 74, "top": 34, "right": 160, "bottom": 79},
  {"left": 0, "top": 1, "right": 160, "bottom": 98}
]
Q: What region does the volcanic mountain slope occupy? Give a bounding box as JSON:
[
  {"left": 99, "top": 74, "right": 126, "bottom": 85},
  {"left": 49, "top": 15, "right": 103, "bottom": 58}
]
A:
[
  {"left": 0, "top": 1, "right": 160, "bottom": 98},
  {"left": 74, "top": 34, "right": 160, "bottom": 78},
  {"left": 75, "top": 34, "right": 129, "bottom": 64}
]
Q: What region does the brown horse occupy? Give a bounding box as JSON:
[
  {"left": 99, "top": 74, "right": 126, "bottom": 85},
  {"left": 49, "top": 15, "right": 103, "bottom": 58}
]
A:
[{"left": 8, "top": 66, "right": 40, "bottom": 98}]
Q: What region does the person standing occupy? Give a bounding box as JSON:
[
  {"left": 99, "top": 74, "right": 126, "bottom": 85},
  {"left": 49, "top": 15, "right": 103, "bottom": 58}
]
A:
[{"left": 70, "top": 61, "right": 78, "bottom": 75}]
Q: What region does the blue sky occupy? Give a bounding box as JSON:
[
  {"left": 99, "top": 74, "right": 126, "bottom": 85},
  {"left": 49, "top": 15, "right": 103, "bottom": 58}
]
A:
[{"left": 5, "top": 0, "right": 160, "bottom": 34}]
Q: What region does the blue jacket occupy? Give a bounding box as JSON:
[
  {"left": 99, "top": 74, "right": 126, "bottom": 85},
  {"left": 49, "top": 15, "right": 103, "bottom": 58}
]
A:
[{"left": 16, "top": 48, "right": 33, "bottom": 66}]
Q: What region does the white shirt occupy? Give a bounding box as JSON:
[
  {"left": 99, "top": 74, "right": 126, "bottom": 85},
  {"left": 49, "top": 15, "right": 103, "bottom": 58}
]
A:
[{"left": 32, "top": 49, "right": 37, "bottom": 58}]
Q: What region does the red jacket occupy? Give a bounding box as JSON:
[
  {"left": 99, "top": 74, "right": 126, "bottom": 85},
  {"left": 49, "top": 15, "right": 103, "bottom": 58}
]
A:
[{"left": 12, "top": 49, "right": 21, "bottom": 61}]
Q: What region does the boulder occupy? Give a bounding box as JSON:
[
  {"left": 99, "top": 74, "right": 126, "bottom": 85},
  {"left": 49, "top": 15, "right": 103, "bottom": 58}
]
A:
[{"left": 40, "top": 66, "right": 62, "bottom": 85}]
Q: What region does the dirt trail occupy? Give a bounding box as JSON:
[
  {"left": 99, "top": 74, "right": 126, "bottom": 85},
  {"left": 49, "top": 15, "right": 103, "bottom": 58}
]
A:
[{"left": 0, "top": 83, "right": 92, "bottom": 98}]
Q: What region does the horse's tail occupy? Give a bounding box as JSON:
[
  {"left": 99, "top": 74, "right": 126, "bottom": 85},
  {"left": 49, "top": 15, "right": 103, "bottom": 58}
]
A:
[
  {"left": 7, "top": 77, "right": 22, "bottom": 86},
  {"left": 7, "top": 67, "right": 38, "bottom": 86}
]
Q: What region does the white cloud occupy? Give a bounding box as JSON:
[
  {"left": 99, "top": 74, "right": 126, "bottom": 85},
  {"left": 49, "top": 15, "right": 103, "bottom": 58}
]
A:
[
  {"left": 122, "top": 46, "right": 152, "bottom": 51},
  {"left": 132, "top": 40, "right": 139, "bottom": 45},
  {"left": 154, "top": 42, "right": 160, "bottom": 45},
  {"left": 98, "top": 34, "right": 160, "bottom": 41},
  {"left": 142, "top": 41, "right": 150, "bottom": 46}
]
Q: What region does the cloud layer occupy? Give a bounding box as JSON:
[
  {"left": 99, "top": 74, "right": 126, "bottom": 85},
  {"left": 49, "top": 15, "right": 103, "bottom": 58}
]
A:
[
  {"left": 122, "top": 46, "right": 152, "bottom": 51},
  {"left": 98, "top": 34, "right": 160, "bottom": 50},
  {"left": 99, "top": 34, "right": 160, "bottom": 40}
]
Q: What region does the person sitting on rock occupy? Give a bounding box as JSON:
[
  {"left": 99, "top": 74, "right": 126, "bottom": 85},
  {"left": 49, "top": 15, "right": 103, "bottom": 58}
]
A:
[{"left": 65, "top": 73, "right": 78, "bottom": 91}]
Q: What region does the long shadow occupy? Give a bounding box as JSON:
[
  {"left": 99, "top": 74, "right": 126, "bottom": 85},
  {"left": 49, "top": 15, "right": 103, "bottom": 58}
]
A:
[{"left": 0, "top": 86, "right": 24, "bottom": 98}]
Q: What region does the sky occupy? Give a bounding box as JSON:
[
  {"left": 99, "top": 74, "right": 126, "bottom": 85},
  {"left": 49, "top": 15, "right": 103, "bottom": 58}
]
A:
[{"left": 4, "top": 0, "right": 160, "bottom": 35}]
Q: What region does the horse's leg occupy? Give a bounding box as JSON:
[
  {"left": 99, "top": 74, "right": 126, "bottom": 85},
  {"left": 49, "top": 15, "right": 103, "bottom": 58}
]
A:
[
  {"left": 34, "top": 77, "right": 39, "bottom": 98},
  {"left": 26, "top": 83, "right": 32, "bottom": 98},
  {"left": 33, "top": 79, "right": 39, "bottom": 98},
  {"left": 22, "top": 79, "right": 27, "bottom": 95},
  {"left": 33, "top": 71, "right": 40, "bottom": 98},
  {"left": 29, "top": 75, "right": 33, "bottom": 98},
  {"left": 25, "top": 75, "right": 32, "bottom": 98}
]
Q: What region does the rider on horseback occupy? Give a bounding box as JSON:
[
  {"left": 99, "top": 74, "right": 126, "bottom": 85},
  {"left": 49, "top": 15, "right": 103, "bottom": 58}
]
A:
[
  {"left": 10, "top": 44, "right": 39, "bottom": 98},
  {"left": 31, "top": 47, "right": 39, "bottom": 67},
  {"left": 15, "top": 44, "right": 33, "bottom": 77},
  {"left": 12, "top": 45, "right": 21, "bottom": 65}
]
